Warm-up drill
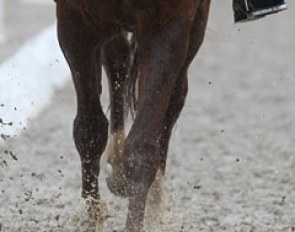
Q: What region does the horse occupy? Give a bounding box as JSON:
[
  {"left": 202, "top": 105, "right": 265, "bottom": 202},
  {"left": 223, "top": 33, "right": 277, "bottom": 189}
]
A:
[{"left": 55, "top": 0, "right": 211, "bottom": 231}]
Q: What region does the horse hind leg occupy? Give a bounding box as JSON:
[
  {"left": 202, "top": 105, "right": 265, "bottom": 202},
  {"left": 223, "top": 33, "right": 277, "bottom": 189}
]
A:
[
  {"left": 123, "top": 15, "right": 196, "bottom": 231},
  {"left": 102, "top": 33, "right": 130, "bottom": 197},
  {"left": 142, "top": 168, "right": 164, "bottom": 232},
  {"left": 105, "top": 129, "right": 126, "bottom": 196},
  {"left": 141, "top": 72, "right": 187, "bottom": 232},
  {"left": 144, "top": 1, "right": 211, "bottom": 230},
  {"left": 57, "top": 2, "right": 109, "bottom": 231}
]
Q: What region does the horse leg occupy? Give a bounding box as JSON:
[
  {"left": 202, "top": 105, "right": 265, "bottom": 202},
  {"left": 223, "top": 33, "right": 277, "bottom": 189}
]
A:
[
  {"left": 144, "top": 1, "right": 211, "bottom": 230},
  {"left": 123, "top": 16, "right": 196, "bottom": 232},
  {"left": 141, "top": 61, "right": 188, "bottom": 232},
  {"left": 159, "top": 0, "right": 211, "bottom": 169},
  {"left": 56, "top": 2, "right": 109, "bottom": 231},
  {"left": 102, "top": 33, "right": 130, "bottom": 197}
]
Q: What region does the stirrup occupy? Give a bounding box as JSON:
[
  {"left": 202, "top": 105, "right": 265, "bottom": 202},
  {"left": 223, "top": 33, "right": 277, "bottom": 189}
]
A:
[{"left": 233, "top": 0, "right": 288, "bottom": 23}]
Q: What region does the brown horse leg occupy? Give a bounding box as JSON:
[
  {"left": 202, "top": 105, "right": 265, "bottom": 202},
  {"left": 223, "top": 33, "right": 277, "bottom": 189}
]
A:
[
  {"left": 144, "top": 1, "right": 211, "bottom": 230},
  {"left": 123, "top": 18, "right": 194, "bottom": 231},
  {"left": 159, "top": 0, "right": 211, "bottom": 173},
  {"left": 142, "top": 70, "right": 188, "bottom": 232},
  {"left": 102, "top": 34, "right": 130, "bottom": 197},
  {"left": 57, "top": 2, "right": 109, "bottom": 231}
]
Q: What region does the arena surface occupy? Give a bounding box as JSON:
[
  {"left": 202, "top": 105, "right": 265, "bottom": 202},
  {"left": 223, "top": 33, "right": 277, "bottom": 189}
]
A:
[{"left": 0, "top": 1, "right": 295, "bottom": 231}]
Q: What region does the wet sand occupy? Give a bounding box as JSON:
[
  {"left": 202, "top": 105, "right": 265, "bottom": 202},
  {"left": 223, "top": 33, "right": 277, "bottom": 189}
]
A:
[{"left": 1, "top": 1, "right": 295, "bottom": 231}]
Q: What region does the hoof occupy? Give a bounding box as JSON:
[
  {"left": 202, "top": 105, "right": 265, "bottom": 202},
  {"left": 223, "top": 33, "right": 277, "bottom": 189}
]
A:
[
  {"left": 106, "top": 164, "right": 128, "bottom": 197},
  {"left": 105, "top": 130, "right": 128, "bottom": 197},
  {"left": 80, "top": 197, "right": 108, "bottom": 232}
]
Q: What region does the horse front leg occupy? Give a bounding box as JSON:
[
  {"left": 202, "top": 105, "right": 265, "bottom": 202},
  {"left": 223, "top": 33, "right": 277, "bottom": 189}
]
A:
[
  {"left": 57, "top": 2, "right": 108, "bottom": 231},
  {"left": 123, "top": 19, "right": 192, "bottom": 232}
]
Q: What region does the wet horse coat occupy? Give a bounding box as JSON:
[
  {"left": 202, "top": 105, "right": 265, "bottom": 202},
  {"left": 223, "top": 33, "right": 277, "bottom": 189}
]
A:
[{"left": 56, "top": 0, "right": 211, "bottom": 231}]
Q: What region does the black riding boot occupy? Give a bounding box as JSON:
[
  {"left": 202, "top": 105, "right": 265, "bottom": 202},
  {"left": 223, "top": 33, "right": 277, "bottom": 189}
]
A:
[{"left": 233, "top": 0, "right": 287, "bottom": 23}]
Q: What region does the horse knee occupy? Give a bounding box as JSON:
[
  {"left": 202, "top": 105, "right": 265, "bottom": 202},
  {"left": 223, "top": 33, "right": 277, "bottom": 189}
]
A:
[{"left": 73, "top": 113, "right": 109, "bottom": 159}]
